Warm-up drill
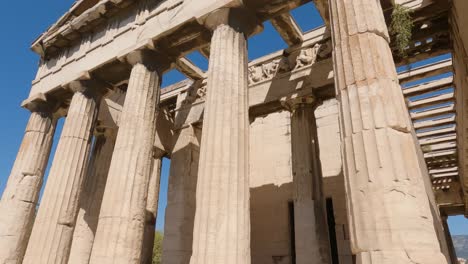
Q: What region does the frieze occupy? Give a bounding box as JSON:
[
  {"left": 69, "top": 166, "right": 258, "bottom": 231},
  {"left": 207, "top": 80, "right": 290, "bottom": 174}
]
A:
[
  {"left": 180, "top": 79, "right": 208, "bottom": 106},
  {"left": 35, "top": 0, "right": 185, "bottom": 82},
  {"left": 248, "top": 41, "right": 332, "bottom": 85}
]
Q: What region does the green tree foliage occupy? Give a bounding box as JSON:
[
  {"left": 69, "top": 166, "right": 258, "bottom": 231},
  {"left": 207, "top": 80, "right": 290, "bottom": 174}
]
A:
[
  {"left": 390, "top": 4, "right": 414, "bottom": 58},
  {"left": 153, "top": 231, "right": 163, "bottom": 264}
]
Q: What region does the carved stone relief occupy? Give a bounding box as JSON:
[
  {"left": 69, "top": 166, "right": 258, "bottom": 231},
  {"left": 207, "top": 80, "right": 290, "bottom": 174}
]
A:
[{"left": 248, "top": 41, "right": 331, "bottom": 85}]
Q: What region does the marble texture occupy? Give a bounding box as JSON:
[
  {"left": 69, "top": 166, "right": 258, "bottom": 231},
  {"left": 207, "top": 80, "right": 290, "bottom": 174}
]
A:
[
  {"left": 329, "top": 0, "right": 448, "bottom": 263},
  {"left": 0, "top": 105, "right": 57, "bottom": 264},
  {"left": 68, "top": 128, "right": 117, "bottom": 264},
  {"left": 23, "top": 86, "right": 102, "bottom": 264},
  {"left": 89, "top": 52, "right": 161, "bottom": 264},
  {"left": 190, "top": 11, "right": 252, "bottom": 263}
]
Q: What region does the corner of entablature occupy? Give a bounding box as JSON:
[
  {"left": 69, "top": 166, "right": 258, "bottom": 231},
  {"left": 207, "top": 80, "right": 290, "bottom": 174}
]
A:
[
  {"left": 21, "top": 92, "right": 60, "bottom": 115},
  {"left": 201, "top": 6, "right": 263, "bottom": 37}
]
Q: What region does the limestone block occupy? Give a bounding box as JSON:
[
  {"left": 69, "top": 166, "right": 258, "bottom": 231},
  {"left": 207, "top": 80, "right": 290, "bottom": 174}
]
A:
[
  {"left": 23, "top": 88, "right": 102, "bottom": 264},
  {"left": 329, "top": 0, "right": 448, "bottom": 262},
  {"left": 190, "top": 13, "right": 252, "bottom": 263},
  {"left": 162, "top": 126, "right": 201, "bottom": 264},
  {"left": 89, "top": 56, "right": 161, "bottom": 264},
  {"left": 0, "top": 110, "right": 57, "bottom": 264},
  {"left": 68, "top": 129, "right": 117, "bottom": 264}
]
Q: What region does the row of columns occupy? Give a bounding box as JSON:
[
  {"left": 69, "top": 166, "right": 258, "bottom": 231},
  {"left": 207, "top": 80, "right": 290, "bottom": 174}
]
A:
[{"left": 0, "top": 2, "right": 450, "bottom": 264}]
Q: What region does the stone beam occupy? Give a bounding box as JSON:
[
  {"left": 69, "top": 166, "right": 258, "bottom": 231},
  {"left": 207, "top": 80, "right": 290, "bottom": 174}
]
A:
[
  {"left": 270, "top": 12, "right": 303, "bottom": 46},
  {"left": 414, "top": 115, "right": 455, "bottom": 129},
  {"left": 398, "top": 58, "right": 453, "bottom": 84},
  {"left": 419, "top": 134, "right": 457, "bottom": 145},
  {"left": 403, "top": 76, "right": 453, "bottom": 96},
  {"left": 407, "top": 91, "right": 454, "bottom": 109},
  {"left": 199, "top": 45, "right": 211, "bottom": 58},
  {"left": 175, "top": 58, "right": 206, "bottom": 80},
  {"left": 410, "top": 104, "right": 455, "bottom": 120},
  {"left": 416, "top": 125, "right": 456, "bottom": 137}
]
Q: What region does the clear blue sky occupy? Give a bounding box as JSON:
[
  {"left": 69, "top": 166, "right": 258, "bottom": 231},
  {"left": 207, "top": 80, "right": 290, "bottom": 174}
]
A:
[{"left": 0, "top": 1, "right": 467, "bottom": 235}]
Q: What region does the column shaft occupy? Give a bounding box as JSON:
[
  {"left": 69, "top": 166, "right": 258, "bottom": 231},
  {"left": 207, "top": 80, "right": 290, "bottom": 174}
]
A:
[
  {"left": 23, "top": 90, "right": 101, "bottom": 264},
  {"left": 68, "top": 129, "right": 117, "bottom": 264},
  {"left": 289, "top": 101, "right": 331, "bottom": 264},
  {"left": 442, "top": 217, "right": 458, "bottom": 264},
  {"left": 141, "top": 157, "right": 162, "bottom": 264},
  {"left": 329, "top": 0, "right": 447, "bottom": 263},
  {"left": 190, "top": 21, "right": 251, "bottom": 264},
  {"left": 162, "top": 126, "right": 200, "bottom": 264},
  {"left": 89, "top": 60, "right": 160, "bottom": 264},
  {"left": 0, "top": 111, "right": 56, "bottom": 264}
]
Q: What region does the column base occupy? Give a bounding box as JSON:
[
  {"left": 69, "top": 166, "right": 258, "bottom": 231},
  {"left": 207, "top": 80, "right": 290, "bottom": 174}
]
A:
[
  {"left": 294, "top": 200, "right": 330, "bottom": 264},
  {"left": 356, "top": 250, "right": 448, "bottom": 264}
]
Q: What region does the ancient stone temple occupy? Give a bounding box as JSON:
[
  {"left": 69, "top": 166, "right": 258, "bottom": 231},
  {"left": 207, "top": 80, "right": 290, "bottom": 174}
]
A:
[{"left": 0, "top": 0, "right": 467, "bottom": 263}]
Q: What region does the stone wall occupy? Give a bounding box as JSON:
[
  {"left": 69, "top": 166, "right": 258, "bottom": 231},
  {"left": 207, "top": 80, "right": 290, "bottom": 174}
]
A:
[{"left": 250, "top": 111, "right": 294, "bottom": 264}]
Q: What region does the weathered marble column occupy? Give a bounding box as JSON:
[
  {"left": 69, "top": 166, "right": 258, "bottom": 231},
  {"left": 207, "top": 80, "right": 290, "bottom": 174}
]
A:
[
  {"left": 329, "top": 0, "right": 448, "bottom": 263},
  {"left": 141, "top": 155, "right": 163, "bottom": 264},
  {"left": 0, "top": 94, "right": 57, "bottom": 264},
  {"left": 68, "top": 127, "right": 117, "bottom": 264},
  {"left": 89, "top": 50, "right": 162, "bottom": 264},
  {"left": 441, "top": 215, "right": 458, "bottom": 264},
  {"left": 190, "top": 8, "right": 258, "bottom": 264},
  {"left": 23, "top": 80, "right": 107, "bottom": 264},
  {"left": 162, "top": 125, "right": 201, "bottom": 264},
  {"left": 283, "top": 96, "right": 331, "bottom": 264}
]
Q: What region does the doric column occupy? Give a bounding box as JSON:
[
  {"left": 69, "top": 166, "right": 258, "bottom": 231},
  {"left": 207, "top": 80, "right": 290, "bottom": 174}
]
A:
[
  {"left": 190, "top": 8, "right": 259, "bottom": 264},
  {"left": 23, "top": 80, "right": 107, "bottom": 264},
  {"left": 162, "top": 125, "right": 201, "bottom": 264},
  {"left": 282, "top": 96, "right": 331, "bottom": 264},
  {"left": 89, "top": 50, "right": 162, "bottom": 264},
  {"left": 329, "top": 0, "right": 447, "bottom": 263},
  {"left": 141, "top": 154, "right": 163, "bottom": 264},
  {"left": 0, "top": 94, "right": 58, "bottom": 264},
  {"left": 68, "top": 127, "right": 117, "bottom": 264},
  {"left": 441, "top": 215, "right": 458, "bottom": 264}
]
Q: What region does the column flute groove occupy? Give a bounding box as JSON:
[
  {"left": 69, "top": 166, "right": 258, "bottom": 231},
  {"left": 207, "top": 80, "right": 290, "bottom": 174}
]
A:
[
  {"left": 329, "top": 0, "right": 448, "bottom": 263},
  {"left": 23, "top": 80, "right": 107, "bottom": 264},
  {"left": 89, "top": 50, "right": 162, "bottom": 264},
  {"left": 141, "top": 155, "right": 163, "bottom": 264},
  {"left": 283, "top": 96, "right": 331, "bottom": 264},
  {"left": 68, "top": 127, "right": 117, "bottom": 264},
  {"left": 190, "top": 8, "right": 258, "bottom": 264},
  {"left": 0, "top": 96, "right": 57, "bottom": 264}
]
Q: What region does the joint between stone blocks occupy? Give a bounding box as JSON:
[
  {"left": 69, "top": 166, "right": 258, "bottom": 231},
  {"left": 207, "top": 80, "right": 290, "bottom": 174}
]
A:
[{"left": 203, "top": 7, "right": 263, "bottom": 37}]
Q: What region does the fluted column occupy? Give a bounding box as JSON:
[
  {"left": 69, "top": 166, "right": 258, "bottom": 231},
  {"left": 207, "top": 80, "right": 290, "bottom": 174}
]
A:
[
  {"left": 89, "top": 50, "right": 162, "bottom": 264},
  {"left": 283, "top": 96, "right": 331, "bottom": 264},
  {"left": 68, "top": 127, "right": 117, "bottom": 264},
  {"left": 190, "top": 8, "right": 258, "bottom": 264},
  {"left": 141, "top": 155, "right": 163, "bottom": 264},
  {"left": 23, "top": 80, "right": 107, "bottom": 264},
  {"left": 329, "top": 0, "right": 447, "bottom": 263},
  {"left": 162, "top": 125, "right": 201, "bottom": 264},
  {"left": 0, "top": 95, "right": 57, "bottom": 264}
]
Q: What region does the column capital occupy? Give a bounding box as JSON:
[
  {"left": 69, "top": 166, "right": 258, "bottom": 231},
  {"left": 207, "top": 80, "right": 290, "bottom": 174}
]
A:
[
  {"left": 21, "top": 93, "right": 59, "bottom": 114},
  {"left": 69, "top": 74, "right": 111, "bottom": 100},
  {"left": 280, "top": 95, "right": 317, "bottom": 113},
  {"left": 125, "top": 49, "right": 170, "bottom": 73},
  {"left": 152, "top": 147, "right": 166, "bottom": 160},
  {"left": 203, "top": 7, "right": 262, "bottom": 36},
  {"left": 94, "top": 124, "right": 117, "bottom": 138}
]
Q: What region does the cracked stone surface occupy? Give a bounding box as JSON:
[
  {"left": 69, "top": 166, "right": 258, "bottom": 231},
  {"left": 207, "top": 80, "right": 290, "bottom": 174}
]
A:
[
  {"left": 69, "top": 129, "right": 117, "bottom": 264},
  {"left": 289, "top": 100, "right": 331, "bottom": 264},
  {"left": 162, "top": 125, "right": 201, "bottom": 264},
  {"left": 23, "top": 90, "right": 101, "bottom": 264},
  {"left": 89, "top": 60, "right": 161, "bottom": 264},
  {"left": 329, "top": 0, "right": 448, "bottom": 263},
  {"left": 190, "top": 20, "right": 251, "bottom": 264},
  {"left": 0, "top": 111, "right": 56, "bottom": 264}
]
